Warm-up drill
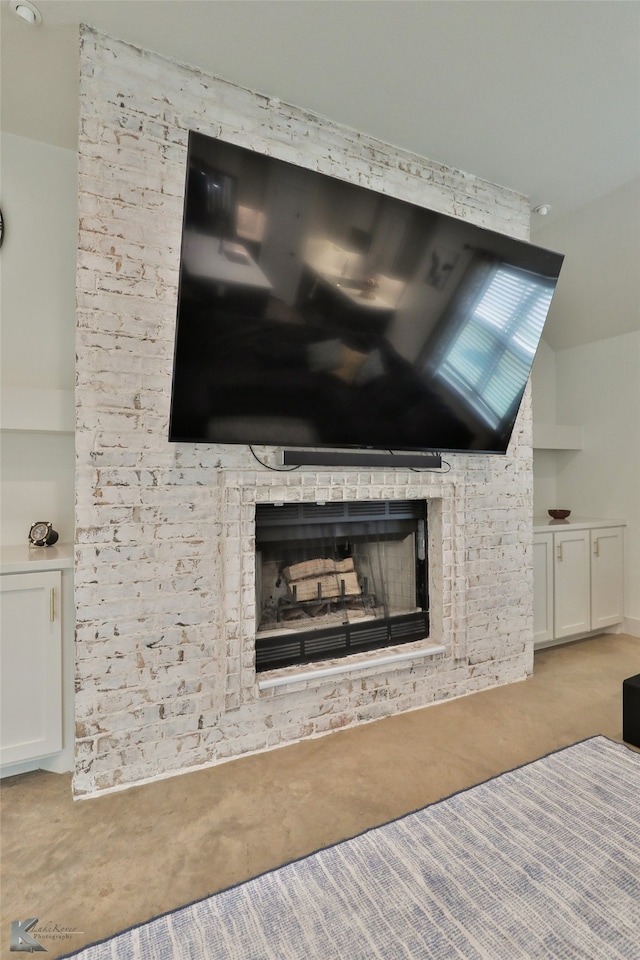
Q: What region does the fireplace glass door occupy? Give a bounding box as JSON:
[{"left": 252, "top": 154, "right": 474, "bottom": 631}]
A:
[{"left": 255, "top": 500, "right": 428, "bottom": 671}]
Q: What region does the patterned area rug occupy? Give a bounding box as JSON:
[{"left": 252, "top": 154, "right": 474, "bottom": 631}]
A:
[{"left": 61, "top": 736, "right": 640, "bottom": 959}]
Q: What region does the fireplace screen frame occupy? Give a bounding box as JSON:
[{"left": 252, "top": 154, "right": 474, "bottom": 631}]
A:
[{"left": 255, "top": 500, "right": 429, "bottom": 672}]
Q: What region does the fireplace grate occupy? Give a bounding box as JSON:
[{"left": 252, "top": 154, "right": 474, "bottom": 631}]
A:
[{"left": 255, "top": 611, "right": 428, "bottom": 672}]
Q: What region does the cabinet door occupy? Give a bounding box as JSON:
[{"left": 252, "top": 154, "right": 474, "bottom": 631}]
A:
[
  {"left": 553, "top": 529, "right": 591, "bottom": 639},
  {"left": 0, "top": 571, "right": 62, "bottom": 765},
  {"left": 591, "top": 527, "right": 624, "bottom": 630},
  {"left": 533, "top": 533, "right": 554, "bottom": 645}
]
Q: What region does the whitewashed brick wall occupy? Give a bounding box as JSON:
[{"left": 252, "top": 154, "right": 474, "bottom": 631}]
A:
[{"left": 74, "top": 27, "right": 535, "bottom": 797}]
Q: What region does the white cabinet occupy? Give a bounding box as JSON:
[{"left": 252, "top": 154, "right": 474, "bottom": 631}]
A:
[
  {"left": 590, "top": 526, "right": 625, "bottom": 631},
  {"left": 0, "top": 570, "right": 63, "bottom": 765},
  {"left": 0, "top": 544, "right": 73, "bottom": 776},
  {"left": 533, "top": 532, "right": 553, "bottom": 645},
  {"left": 554, "top": 528, "right": 591, "bottom": 639},
  {"left": 533, "top": 519, "right": 625, "bottom": 648}
]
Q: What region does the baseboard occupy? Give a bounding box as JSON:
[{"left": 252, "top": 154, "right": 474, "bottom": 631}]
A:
[
  {"left": 0, "top": 748, "right": 73, "bottom": 780},
  {"left": 534, "top": 624, "right": 632, "bottom": 652},
  {"left": 623, "top": 616, "right": 640, "bottom": 639}
]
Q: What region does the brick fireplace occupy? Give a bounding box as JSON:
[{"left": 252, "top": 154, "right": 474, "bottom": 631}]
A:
[{"left": 73, "top": 28, "right": 535, "bottom": 798}]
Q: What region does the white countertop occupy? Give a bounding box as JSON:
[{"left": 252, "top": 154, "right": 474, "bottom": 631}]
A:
[
  {"left": 1, "top": 543, "right": 74, "bottom": 574},
  {"left": 533, "top": 516, "right": 626, "bottom": 533}
]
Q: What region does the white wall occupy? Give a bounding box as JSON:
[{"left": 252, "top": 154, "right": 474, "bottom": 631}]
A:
[
  {"left": 531, "top": 340, "right": 559, "bottom": 516},
  {"left": 555, "top": 331, "right": 640, "bottom": 634},
  {"left": 0, "top": 132, "right": 77, "bottom": 388},
  {"left": 531, "top": 180, "right": 640, "bottom": 635},
  {"left": 0, "top": 133, "right": 77, "bottom": 545},
  {"left": 535, "top": 178, "right": 640, "bottom": 351}
]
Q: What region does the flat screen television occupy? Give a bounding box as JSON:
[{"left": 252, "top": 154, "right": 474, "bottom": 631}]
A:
[{"left": 169, "top": 130, "right": 564, "bottom": 458}]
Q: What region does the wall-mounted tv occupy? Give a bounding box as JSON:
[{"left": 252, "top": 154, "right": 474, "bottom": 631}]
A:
[{"left": 169, "top": 131, "right": 564, "bottom": 457}]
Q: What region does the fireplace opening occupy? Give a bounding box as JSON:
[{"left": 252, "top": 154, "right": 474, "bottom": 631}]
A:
[{"left": 255, "top": 500, "right": 428, "bottom": 671}]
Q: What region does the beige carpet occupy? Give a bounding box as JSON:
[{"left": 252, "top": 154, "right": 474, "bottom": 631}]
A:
[{"left": 2, "top": 633, "right": 639, "bottom": 958}]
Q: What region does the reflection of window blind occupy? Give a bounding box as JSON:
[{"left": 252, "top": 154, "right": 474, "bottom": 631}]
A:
[{"left": 436, "top": 267, "right": 553, "bottom": 428}]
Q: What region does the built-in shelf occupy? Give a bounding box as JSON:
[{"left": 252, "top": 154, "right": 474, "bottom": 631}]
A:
[
  {"left": 533, "top": 516, "right": 625, "bottom": 534},
  {"left": 0, "top": 543, "right": 74, "bottom": 574},
  {"left": 532, "top": 423, "right": 583, "bottom": 450},
  {"left": 0, "top": 387, "right": 74, "bottom": 434}
]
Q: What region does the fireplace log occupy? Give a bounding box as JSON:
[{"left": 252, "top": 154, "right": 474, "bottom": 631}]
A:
[
  {"left": 283, "top": 557, "right": 355, "bottom": 581},
  {"left": 287, "top": 571, "right": 361, "bottom": 602}
]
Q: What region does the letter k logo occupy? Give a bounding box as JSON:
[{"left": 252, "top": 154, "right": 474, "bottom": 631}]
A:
[{"left": 10, "top": 918, "right": 47, "bottom": 952}]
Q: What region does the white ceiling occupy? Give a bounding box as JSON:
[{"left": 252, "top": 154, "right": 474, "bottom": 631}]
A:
[
  {"left": 2, "top": 0, "right": 639, "bottom": 233},
  {"left": 2, "top": 0, "right": 639, "bottom": 351}
]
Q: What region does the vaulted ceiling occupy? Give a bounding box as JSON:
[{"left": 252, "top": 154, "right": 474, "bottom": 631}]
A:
[{"left": 2, "top": 0, "right": 639, "bottom": 348}]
